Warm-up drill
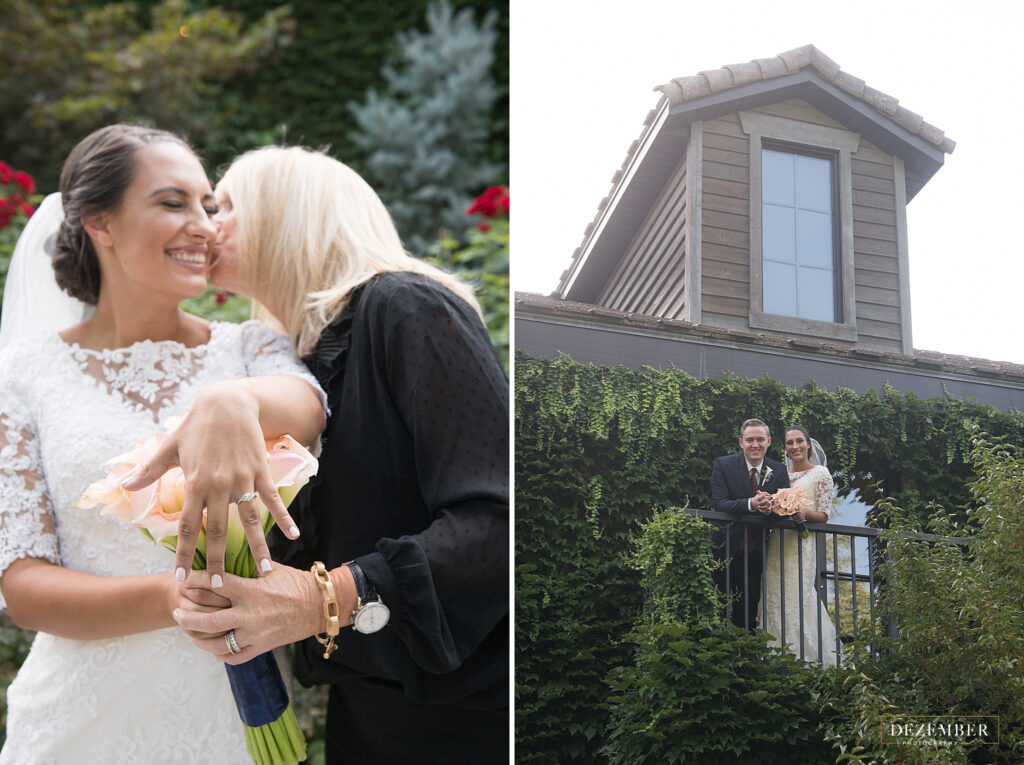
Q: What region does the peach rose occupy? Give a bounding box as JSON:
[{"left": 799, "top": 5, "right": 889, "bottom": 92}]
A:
[
  {"left": 771, "top": 486, "right": 808, "bottom": 516},
  {"left": 266, "top": 434, "right": 319, "bottom": 509},
  {"left": 77, "top": 431, "right": 167, "bottom": 526}
]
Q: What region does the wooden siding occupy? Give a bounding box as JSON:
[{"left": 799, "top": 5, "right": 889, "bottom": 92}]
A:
[
  {"left": 598, "top": 146, "right": 689, "bottom": 318},
  {"left": 698, "top": 99, "right": 905, "bottom": 351},
  {"left": 851, "top": 140, "right": 901, "bottom": 351},
  {"left": 700, "top": 114, "right": 750, "bottom": 331}
]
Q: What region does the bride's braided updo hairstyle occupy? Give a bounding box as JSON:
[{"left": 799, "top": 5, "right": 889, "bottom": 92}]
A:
[{"left": 52, "top": 124, "right": 196, "bottom": 304}]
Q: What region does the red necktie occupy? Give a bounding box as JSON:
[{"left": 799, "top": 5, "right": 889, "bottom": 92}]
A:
[{"left": 748, "top": 467, "right": 760, "bottom": 550}]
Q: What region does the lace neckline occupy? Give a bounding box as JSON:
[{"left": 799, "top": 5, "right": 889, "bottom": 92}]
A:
[
  {"left": 51, "top": 321, "right": 229, "bottom": 424},
  {"left": 56, "top": 321, "right": 220, "bottom": 359},
  {"left": 788, "top": 465, "right": 818, "bottom": 478}
]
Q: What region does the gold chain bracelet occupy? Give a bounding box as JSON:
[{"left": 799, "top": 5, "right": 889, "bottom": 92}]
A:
[{"left": 311, "top": 561, "right": 340, "bottom": 659}]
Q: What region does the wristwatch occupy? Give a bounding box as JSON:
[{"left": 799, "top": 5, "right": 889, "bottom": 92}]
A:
[{"left": 346, "top": 561, "right": 390, "bottom": 634}]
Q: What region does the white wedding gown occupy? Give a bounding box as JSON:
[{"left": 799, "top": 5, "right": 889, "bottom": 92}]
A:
[
  {"left": 760, "top": 465, "right": 839, "bottom": 667},
  {"left": 0, "top": 321, "right": 319, "bottom": 764}
]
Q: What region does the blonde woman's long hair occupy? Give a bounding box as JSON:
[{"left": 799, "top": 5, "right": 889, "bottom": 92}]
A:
[{"left": 216, "top": 146, "right": 482, "bottom": 357}]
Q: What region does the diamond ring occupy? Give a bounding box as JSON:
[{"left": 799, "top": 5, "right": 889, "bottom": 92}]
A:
[
  {"left": 234, "top": 492, "right": 258, "bottom": 504},
  {"left": 224, "top": 629, "right": 242, "bottom": 655}
]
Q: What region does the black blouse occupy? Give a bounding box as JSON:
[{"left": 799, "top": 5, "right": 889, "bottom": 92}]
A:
[{"left": 269, "top": 271, "right": 509, "bottom": 710}]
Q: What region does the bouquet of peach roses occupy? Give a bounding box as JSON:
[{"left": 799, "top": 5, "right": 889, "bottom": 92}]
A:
[
  {"left": 77, "top": 418, "right": 317, "bottom": 765},
  {"left": 771, "top": 486, "right": 811, "bottom": 539}
]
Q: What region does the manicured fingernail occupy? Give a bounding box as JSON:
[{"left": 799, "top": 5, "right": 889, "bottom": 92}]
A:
[
  {"left": 174, "top": 567, "right": 186, "bottom": 582},
  {"left": 172, "top": 609, "right": 182, "bottom": 622},
  {"left": 288, "top": 525, "right": 300, "bottom": 539},
  {"left": 260, "top": 559, "right": 272, "bottom": 574},
  {"left": 211, "top": 574, "right": 223, "bottom": 589},
  {"left": 119, "top": 467, "right": 141, "bottom": 487}
]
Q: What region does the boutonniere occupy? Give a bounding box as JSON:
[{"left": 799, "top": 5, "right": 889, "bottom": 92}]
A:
[{"left": 760, "top": 465, "right": 773, "bottom": 486}]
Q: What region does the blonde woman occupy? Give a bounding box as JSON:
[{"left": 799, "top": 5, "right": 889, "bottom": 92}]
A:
[{"left": 174, "top": 147, "right": 509, "bottom": 764}]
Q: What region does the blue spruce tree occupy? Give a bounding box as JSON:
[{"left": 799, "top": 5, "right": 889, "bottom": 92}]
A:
[{"left": 349, "top": 0, "right": 502, "bottom": 254}]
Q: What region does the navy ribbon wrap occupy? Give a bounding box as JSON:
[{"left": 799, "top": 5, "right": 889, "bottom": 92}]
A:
[{"left": 225, "top": 651, "right": 290, "bottom": 727}]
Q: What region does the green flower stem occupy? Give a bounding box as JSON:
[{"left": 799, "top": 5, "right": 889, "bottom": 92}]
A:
[
  {"left": 242, "top": 709, "right": 306, "bottom": 765},
  {"left": 228, "top": 536, "right": 307, "bottom": 765}
]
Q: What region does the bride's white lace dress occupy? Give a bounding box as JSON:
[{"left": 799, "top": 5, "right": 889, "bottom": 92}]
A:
[
  {"left": 759, "top": 465, "right": 839, "bottom": 667},
  {"left": 0, "top": 321, "right": 319, "bottom": 764}
]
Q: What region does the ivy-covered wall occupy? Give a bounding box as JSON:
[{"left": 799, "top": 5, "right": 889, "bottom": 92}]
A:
[{"left": 514, "top": 353, "right": 1024, "bottom": 761}]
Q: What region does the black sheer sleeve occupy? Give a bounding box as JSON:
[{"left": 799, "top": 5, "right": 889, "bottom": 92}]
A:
[{"left": 353, "top": 277, "right": 509, "bottom": 674}]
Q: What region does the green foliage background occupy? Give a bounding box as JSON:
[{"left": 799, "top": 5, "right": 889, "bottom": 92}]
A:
[
  {"left": 514, "top": 353, "right": 1024, "bottom": 761},
  {"left": 0, "top": 0, "right": 509, "bottom": 351},
  {"left": 0, "top": 0, "right": 508, "bottom": 192},
  {"left": 431, "top": 216, "right": 509, "bottom": 369}
]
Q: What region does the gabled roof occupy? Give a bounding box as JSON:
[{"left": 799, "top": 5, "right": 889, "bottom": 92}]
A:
[
  {"left": 557, "top": 45, "right": 955, "bottom": 302},
  {"left": 657, "top": 45, "right": 955, "bottom": 154}
]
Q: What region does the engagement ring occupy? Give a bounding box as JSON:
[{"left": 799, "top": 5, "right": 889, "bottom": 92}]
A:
[
  {"left": 234, "top": 492, "right": 258, "bottom": 504},
  {"left": 224, "top": 629, "right": 242, "bottom": 655}
]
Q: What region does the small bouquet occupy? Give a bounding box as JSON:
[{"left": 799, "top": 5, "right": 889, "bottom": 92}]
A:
[
  {"left": 77, "top": 418, "right": 317, "bottom": 765},
  {"left": 771, "top": 486, "right": 811, "bottom": 539}
]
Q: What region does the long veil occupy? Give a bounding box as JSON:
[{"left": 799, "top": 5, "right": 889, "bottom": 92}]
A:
[{"left": 0, "top": 193, "right": 93, "bottom": 350}]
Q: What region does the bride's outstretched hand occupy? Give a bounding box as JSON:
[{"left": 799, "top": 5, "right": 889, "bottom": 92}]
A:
[{"left": 120, "top": 380, "right": 301, "bottom": 587}]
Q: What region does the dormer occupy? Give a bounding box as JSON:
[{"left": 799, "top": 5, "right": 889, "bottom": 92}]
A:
[{"left": 555, "top": 45, "right": 955, "bottom": 355}]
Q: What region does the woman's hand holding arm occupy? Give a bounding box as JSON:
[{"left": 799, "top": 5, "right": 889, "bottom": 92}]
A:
[
  {"left": 172, "top": 564, "right": 358, "bottom": 665},
  {"left": 1, "top": 557, "right": 183, "bottom": 640},
  {"left": 121, "top": 376, "right": 325, "bottom": 586}
]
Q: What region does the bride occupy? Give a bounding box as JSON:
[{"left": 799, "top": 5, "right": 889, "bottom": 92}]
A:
[
  {"left": 0, "top": 125, "right": 324, "bottom": 762},
  {"left": 760, "top": 425, "right": 839, "bottom": 667}
]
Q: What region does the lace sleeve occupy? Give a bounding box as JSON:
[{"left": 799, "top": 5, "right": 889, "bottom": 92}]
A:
[
  {"left": 238, "top": 320, "right": 328, "bottom": 413},
  {"left": 815, "top": 466, "right": 834, "bottom": 520},
  {"left": 0, "top": 390, "right": 61, "bottom": 606}
]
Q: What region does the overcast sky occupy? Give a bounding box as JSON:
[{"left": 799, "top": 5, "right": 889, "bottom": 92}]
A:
[{"left": 510, "top": 0, "right": 1023, "bottom": 364}]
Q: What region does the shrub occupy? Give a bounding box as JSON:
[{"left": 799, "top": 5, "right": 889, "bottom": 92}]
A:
[
  {"left": 181, "top": 286, "right": 252, "bottom": 324},
  {"left": 430, "top": 185, "right": 509, "bottom": 369},
  {"left": 606, "top": 622, "right": 833, "bottom": 763},
  {"left": 603, "top": 509, "right": 833, "bottom": 763},
  {"left": 0, "top": 161, "right": 41, "bottom": 302},
  {"left": 821, "top": 432, "right": 1024, "bottom": 763},
  {"left": 0, "top": 0, "right": 293, "bottom": 191},
  {"left": 349, "top": 0, "right": 503, "bottom": 253}
]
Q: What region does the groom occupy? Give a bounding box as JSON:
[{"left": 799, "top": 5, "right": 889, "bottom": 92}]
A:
[{"left": 710, "top": 418, "right": 790, "bottom": 629}]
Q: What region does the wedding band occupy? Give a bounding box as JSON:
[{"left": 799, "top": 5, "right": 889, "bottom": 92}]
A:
[
  {"left": 235, "top": 492, "right": 258, "bottom": 504},
  {"left": 225, "top": 629, "right": 241, "bottom": 655}
]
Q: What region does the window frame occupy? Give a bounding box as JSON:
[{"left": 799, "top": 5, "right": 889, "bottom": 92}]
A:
[
  {"left": 760, "top": 140, "right": 841, "bottom": 322},
  {"left": 739, "top": 110, "right": 860, "bottom": 341}
]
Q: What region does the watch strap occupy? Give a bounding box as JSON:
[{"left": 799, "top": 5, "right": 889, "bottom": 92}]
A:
[{"left": 346, "top": 561, "right": 375, "bottom": 603}]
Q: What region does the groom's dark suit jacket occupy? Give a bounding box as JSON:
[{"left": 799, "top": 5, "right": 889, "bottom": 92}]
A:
[{"left": 710, "top": 452, "right": 790, "bottom": 550}]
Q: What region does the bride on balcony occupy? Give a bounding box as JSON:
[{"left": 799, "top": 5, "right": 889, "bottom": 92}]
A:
[{"left": 760, "top": 425, "right": 838, "bottom": 667}]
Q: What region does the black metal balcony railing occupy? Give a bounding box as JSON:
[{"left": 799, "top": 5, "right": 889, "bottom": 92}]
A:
[{"left": 687, "top": 509, "right": 970, "bottom": 667}]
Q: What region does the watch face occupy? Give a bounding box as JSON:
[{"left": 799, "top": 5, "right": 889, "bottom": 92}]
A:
[{"left": 354, "top": 601, "right": 390, "bottom": 633}]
